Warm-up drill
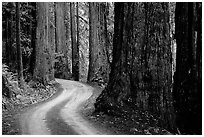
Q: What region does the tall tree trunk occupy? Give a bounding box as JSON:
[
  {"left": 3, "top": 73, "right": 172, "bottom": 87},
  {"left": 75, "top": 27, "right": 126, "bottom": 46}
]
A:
[
  {"left": 70, "top": 2, "right": 79, "bottom": 81},
  {"left": 76, "top": 2, "right": 80, "bottom": 73},
  {"left": 34, "top": 2, "right": 54, "bottom": 84},
  {"left": 64, "top": 3, "right": 72, "bottom": 74},
  {"left": 48, "top": 2, "right": 55, "bottom": 81},
  {"left": 55, "top": 2, "right": 65, "bottom": 53},
  {"left": 54, "top": 2, "right": 70, "bottom": 79},
  {"left": 95, "top": 2, "right": 176, "bottom": 132},
  {"left": 5, "top": 14, "right": 12, "bottom": 66},
  {"left": 16, "top": 2, "right": 24, "bottom": 86},
  {"left": 5, "top": 3, "right": 13, "bottom": 67},
  {"left": 29, "top": 2, "right": 37, "bottom": 75},
  {"left": 173, "top": 2, "right": 202, "bottom": 134},
  {"left": 87, "top": 2, "right": 110, "bottom": 85}
]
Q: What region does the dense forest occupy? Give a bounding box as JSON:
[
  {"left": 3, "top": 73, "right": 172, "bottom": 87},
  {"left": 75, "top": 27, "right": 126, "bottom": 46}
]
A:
[{"left": 2, "top": 2, "right": 202, "bottom": 135}]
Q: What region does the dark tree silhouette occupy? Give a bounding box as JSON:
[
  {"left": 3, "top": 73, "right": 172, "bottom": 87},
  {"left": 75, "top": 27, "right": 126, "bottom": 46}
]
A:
[
  {"left": 173, "top": 2, "right": 202, "bottom": 134},
  {"left": 4, "top": 3, "right": 13, "bottom": 67},
  {"left": 70, "top": 2, "right": 79, "bottom": 81},
  {"left": 29, "top": 2, "right": 37, "bottom": 75}
]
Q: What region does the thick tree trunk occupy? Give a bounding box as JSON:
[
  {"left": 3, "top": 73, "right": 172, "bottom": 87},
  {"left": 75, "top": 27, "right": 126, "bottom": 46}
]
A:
[
  {"left": 173, "top": 2, "right": 202, "bottom": 134},
  {"left": 16, "top": 2, "right": 24, "bottom": 87},
  {"left": 87, "top": 2, "right": 110, "bottom": 85},
  {"left": 95, "top": 2, "right": 176, "bottom": 132},
  {"left": 70, "top": 2, "right": 79, "bottom": 81},
  {"left": 48, "top": 2, "right": 55, "bottom": 81},
  {"left": 34, "top": 2, "right": 54, "bottom": 84}
]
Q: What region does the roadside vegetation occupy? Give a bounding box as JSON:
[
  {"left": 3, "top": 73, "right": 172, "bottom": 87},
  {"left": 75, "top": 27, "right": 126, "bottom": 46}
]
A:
[{"left": 2, "top": 64, "right": 57, "bottom": 135}]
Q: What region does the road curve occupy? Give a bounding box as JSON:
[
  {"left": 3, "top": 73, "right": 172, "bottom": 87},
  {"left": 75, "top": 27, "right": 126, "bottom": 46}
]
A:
[{"left": 20, "top": 79, "right": 103, "bottom": 135}]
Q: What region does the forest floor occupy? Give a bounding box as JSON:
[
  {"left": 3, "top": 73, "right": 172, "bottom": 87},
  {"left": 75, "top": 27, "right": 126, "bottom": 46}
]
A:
[{"left": 81, "top": 83, "right": 173, "bottom": 135}]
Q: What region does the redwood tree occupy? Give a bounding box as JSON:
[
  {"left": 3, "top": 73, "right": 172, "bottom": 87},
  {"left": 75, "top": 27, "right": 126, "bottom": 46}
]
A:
[
  {"left": 88, "top": 2, "right": 110, "bottom": 84},
  {"left": 33, "top": 2, "right": 54, "bottom": 84},
  {"left": 29, "top": 2, "right": 37, "bottom": 75},
  {"left": 4, "top": 3, "right": 13, "bottom": 67},
  {"left": 16, "top": 2, "right": 24, "bottom": 86},
  {"left": 173, "top": 2, "right": 202, "bottom": 134},
  {"left": 54, "top": 2, "right": 70, "bottom": 79},
  {"left": 95, "top": 2, "right": 176, "bottom": 132},
  {"left": 70, "top": 2, "right": 79, "bottom": 81},
  {"left": 55, "top": 2, "right": 66, "bottom": 53}
]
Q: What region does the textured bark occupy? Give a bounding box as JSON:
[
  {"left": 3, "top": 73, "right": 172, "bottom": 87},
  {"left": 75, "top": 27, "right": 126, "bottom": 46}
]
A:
[
  {"left": 16, "top": 2, "right": 24, "bottom": 86},
  {"left": 70, "top": 2, "right": 79, "bottom": 81},
  {"left": 173, "top": 2, "right": 202, "bottom": 134},
  {"left": 95, "top": 2, "right": 176, "bottom": 132},
  {"left": 87, "top": 3, "right": 110, "bottom": 84},
  {"left": 48, "top": 2, "right": 55, "bottom": 81},
  {"left": 34, "top": 2, "right": 54, "bottom": 84}
]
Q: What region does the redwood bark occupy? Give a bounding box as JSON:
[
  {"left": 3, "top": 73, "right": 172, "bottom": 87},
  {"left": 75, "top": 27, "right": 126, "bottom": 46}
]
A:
[
  {"left": 34, "top": 2, "right": 54, "bottom": 84},
  {"left": 95, "top": 2, "right": 176, "bottom": 132},
  {"left": 54, "top": 2, "right": 70, "bottom": 79},
  {"left": 88, "top": 2, "right": 110, "bottom": 84}
]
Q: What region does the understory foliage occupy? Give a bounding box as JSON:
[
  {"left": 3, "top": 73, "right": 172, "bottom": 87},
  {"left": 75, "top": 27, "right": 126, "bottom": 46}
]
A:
[
  {"left": 2, "top": 64, "right": 57, "bottom": 110},
  {"left": 54, "top": 53, "right": 72, "bottom": 79},
  {"left": 2, "top": 64, "right": 57, "bottom": 135}
]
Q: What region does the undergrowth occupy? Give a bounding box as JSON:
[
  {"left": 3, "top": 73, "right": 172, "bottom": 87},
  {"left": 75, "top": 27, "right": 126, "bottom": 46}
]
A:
[{"left": 2, "top": 63, "right": 57, "bottom": 134}]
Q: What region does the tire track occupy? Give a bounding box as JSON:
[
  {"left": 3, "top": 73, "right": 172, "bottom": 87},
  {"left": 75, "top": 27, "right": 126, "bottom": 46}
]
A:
[{"left": 20, "top": 79, "right": 103, "bottom": 135}]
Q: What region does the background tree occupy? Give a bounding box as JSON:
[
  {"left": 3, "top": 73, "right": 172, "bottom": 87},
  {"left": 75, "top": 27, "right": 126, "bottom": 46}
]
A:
[
  {"left": 95, "top": 2, "right": 176, "bottom": 132},
  {"left": 55, "top": 2, "right": 65, "bottom": 53},
  {"left": 33, "top": 2, "right": 54, "bottom": 84},
  {"left": 70, "top": 2, "right": 79, "bottom": 81},
  {"left": 48, "top": 2, "right": 55, "bottom": 81},
  {"left": 2, "top": 2, "right": 16, "bottom": 68},
  {"left": 173, "top": 2, "right": 202, "bottom": 134},
  {"left": 77, "top": 2, "right": 79, "bottom": 63},
  {"left": 77, "top": 2, "right": 90, "bottom": 81},
  {"left": 87, "top": 2, "right": 110, "bottom": 86},
  {"left": 54, "top": 2, "right": 71, "bottom": 79},
  {"left": 29, "top": 2, "right": 37, "bottom": 75},
  {"left": 16, "top": 2, "right": 24, "bottom": 87}
]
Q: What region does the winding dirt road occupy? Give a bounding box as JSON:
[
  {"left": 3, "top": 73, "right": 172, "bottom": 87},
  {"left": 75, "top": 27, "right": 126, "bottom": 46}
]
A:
[{"left": 20, "top": 79, "right": 104, "bottom": 135}]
